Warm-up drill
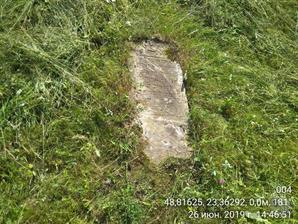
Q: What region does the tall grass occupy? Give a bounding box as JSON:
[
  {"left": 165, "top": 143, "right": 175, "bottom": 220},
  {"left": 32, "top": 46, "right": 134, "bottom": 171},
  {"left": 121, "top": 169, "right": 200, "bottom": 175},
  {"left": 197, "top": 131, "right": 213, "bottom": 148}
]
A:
[
  {"left": 0, "top": 1, "right": 142, "bottom": 223},
  {"left": 0, "top": 0, "right": 297, "bottom": 223}
]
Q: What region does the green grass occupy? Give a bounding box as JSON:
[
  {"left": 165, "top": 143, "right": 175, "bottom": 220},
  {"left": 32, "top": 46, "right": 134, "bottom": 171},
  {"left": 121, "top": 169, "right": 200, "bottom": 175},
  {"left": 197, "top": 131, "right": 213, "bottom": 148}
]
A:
[{"left": 0, "top": 0, "right": 297, "bottom": 223}]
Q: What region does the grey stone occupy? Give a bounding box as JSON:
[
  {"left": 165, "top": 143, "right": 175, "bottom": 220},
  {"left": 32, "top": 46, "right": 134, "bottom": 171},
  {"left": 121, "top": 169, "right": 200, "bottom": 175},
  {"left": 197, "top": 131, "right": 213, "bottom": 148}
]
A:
[{"left": 130, "top": 41, "right": 191, "bottom": 164}]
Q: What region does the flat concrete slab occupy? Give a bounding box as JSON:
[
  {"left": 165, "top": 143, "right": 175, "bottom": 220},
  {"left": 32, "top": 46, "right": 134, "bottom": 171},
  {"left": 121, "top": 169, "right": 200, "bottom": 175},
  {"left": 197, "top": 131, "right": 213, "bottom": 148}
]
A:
[{"left": 130, "top": 41, "right": 191, "bottom": 164}]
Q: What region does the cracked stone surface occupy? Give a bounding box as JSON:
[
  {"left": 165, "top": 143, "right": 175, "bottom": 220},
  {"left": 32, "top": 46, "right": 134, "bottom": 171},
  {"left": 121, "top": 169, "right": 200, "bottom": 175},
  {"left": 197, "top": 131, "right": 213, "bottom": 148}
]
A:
[{"left": 130, "top": 41, "right": 191, "bottom": 164}]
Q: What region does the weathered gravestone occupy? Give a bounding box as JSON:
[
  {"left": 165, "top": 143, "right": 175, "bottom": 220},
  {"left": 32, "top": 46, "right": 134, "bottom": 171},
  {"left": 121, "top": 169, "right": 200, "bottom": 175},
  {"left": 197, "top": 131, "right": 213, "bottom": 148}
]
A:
[{"left": 130, "top": 41, "right": 191, "bottom": 164}]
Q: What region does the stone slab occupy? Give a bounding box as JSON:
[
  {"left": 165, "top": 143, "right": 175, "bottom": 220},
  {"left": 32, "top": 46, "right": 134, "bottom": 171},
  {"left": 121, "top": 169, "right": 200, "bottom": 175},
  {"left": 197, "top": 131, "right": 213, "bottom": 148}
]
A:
[{"left": 130, "top": 41, "right": 191, "bottom": 164}]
